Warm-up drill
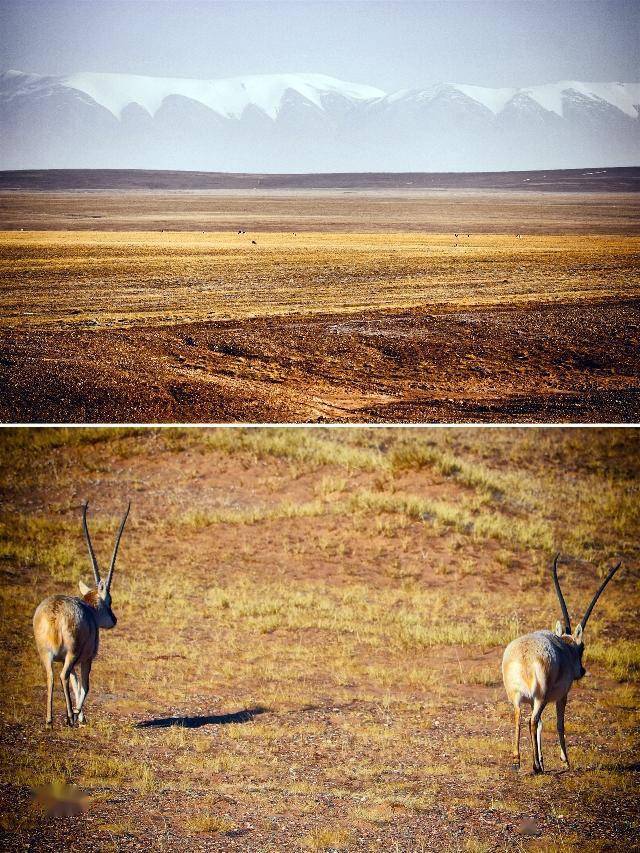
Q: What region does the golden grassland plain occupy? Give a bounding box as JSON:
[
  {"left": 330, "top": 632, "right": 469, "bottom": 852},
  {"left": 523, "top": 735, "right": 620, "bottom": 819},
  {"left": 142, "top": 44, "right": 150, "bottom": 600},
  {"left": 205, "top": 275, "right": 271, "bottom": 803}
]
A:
[
  {"left": 2, "top": 230, "right": 639, "bottom": 328},
  {"left": 1, "top": 222, "right": 639, "bottom": 422},
  {"left": 0, "top": 428, "right": 638, "bottom": 851}
]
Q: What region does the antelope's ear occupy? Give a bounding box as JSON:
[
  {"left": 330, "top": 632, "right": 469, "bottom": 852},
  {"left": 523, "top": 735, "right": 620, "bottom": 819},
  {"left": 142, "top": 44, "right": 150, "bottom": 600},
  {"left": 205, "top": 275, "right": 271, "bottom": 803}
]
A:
[
  {"left": 555, "top": 620, "right": 564, "bottom": 637},
  {"left": 573, "top": 624, "right": 584, "bottom": 645},
  {"left": 79, "top": 580, "right": 92, "bottom": 595}
]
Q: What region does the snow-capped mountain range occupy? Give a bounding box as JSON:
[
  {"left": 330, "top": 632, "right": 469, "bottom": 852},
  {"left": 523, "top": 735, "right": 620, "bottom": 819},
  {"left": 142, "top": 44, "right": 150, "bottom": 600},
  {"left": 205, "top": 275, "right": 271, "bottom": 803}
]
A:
[{"left": 2, "top": 70, "right": 638, "bottom": 171}]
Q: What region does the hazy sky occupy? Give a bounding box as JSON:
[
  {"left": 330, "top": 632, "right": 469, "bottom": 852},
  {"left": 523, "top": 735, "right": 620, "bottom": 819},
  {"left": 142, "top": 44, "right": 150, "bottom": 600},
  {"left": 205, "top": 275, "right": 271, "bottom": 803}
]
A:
[{"left": 1, "top": 0, "right": 638, "bottom": 88}]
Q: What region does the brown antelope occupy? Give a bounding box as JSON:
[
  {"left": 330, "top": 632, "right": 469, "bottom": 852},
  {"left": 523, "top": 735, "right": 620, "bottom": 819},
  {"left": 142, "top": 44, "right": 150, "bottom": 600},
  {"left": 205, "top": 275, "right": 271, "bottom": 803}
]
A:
[
  {"left": 33, "top": 501, "right": 130, "bottom": 727},
  {"left": 502, "top": 554, "right": 622, "bottom": 773}
]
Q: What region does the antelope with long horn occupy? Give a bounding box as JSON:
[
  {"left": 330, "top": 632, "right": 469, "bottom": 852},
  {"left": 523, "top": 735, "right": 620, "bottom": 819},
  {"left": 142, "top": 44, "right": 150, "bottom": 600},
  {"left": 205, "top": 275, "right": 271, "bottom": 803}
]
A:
[
  {"left": 33, "top": 501, "right": 130, "bottom": 727},
  {"left": 502, "top": 554, "right": 622, "bottom": 773}
]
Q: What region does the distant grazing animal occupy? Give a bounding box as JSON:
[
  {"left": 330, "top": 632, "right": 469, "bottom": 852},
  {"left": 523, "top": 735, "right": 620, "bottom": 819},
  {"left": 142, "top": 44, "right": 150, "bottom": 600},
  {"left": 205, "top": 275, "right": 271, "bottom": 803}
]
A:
[
  {"left": 502, "top": 555, "right": 622, "bottom": 773},
  {"left": 33, "top": 501, "right": 130, "bottom": 727},
  {"left": 251, "top": 240, "right": 257, "bottom": 244}
]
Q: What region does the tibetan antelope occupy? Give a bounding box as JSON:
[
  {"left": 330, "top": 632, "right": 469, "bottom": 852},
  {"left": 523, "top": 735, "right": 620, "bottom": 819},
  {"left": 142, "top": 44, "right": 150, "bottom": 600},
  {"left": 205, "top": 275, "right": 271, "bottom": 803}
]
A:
[
  {"left": 33, "top": 501, "right": 130, "bottom": 727},
  {"left": 502, "top": 554, "right": 622, "bottom": 773}
]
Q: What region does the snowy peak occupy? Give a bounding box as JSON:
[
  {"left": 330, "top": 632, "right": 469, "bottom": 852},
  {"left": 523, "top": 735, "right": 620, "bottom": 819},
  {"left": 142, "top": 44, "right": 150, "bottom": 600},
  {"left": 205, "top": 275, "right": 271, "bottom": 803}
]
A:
[
  {"left": 464, "top": 81, "right": 640, "bottom": 118},
  {"left": 380, "top": 80, "right": 640, "bottom": 119},
  {"left": 57, "top": 71, "right": 386, "bottom": 120},
  {"left": 3, "top": 70, "right": 639, "bottom": 122},
  {"left": 2, "top": 69, "right": 638, "bottom": 172}
]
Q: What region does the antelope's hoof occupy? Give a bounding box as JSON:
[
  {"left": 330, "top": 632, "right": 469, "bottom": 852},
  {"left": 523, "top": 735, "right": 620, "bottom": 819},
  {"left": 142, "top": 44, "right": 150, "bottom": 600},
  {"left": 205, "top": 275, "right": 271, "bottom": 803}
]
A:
[
  {"left": 45, "top": 720, "right": 53, "bottom": 729},
  {"left": 533, "top": 764, "right": 543, "bottom": 775},
  {"left": 511, "top": 761, "right": 520, "bottom": 772},
  {"left": 64, "top": 715, "right": 76, "bottom": 727}
]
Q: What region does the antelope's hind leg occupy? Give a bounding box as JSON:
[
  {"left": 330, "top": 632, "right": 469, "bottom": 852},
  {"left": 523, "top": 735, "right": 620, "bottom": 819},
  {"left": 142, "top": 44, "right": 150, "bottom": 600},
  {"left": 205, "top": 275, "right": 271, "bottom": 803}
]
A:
[
  {"left": 41, "top": 652, "right": 54, "bottom": 728},
  {"left": 556, "top": 696, "right": 569, "bottom": 769},
  {"left": 74, "top": 659, "right": 92, "bottom": 725},
  {"left": 512, "top": 702, "right": 522, "bottom": 769},
  {"left": 530, "top": 699, "right": 546, "bottom": 773},
  {"left": 536, "top": 715, "right": 544, "bottom": 773},
  {"left": 69, "top": 668, "right": 86, "bottom": 724},
  {"left": 59, "top": 652, "right": 77, "bottom": 726}
]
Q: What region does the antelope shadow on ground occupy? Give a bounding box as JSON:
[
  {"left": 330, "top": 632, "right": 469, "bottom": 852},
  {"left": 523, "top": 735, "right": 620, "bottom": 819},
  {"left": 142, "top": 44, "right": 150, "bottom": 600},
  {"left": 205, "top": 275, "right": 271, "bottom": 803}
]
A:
[{"left": 135, "top": 705, "right": 268, "bottom": 729}]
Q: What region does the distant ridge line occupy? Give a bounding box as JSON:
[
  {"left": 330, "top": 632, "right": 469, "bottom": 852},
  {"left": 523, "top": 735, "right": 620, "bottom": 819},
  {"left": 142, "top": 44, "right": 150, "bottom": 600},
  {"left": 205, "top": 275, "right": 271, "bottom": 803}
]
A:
[{"left": 1, "top": 167, "right": 639, "bottom": 192}]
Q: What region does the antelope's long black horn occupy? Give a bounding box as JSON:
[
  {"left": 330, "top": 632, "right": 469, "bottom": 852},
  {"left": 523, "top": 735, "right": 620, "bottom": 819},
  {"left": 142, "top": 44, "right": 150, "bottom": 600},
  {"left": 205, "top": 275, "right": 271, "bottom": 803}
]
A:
[
  {"left": 551, "top": 553, "right": 571, "bottom": 634},
  {"left": 105, "top": 502, "right": 130, "bottom": 591},
  {"left": 82, "top": 501, "right": 101, "bottom": 585},
  {"left": 580, "top": 562, "right": 622, "bottom": 631}
]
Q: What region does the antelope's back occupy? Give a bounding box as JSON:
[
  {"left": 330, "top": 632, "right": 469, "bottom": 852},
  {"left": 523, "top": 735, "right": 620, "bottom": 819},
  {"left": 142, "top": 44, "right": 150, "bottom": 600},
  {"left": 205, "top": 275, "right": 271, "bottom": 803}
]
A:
[
  {"left": 33, "top": 595, "right": 97, "bottom": 658},
  {"left": 502, "top": 631, "right": 560, "bottom": 701}
]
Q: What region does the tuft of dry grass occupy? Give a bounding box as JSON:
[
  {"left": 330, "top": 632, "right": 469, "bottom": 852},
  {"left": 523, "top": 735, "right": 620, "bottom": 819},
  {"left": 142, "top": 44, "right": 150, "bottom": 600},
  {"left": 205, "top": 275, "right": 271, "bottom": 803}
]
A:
[
  {"left": 186, "top": 814, "right": 238, "bottom": 835},
  {"left": 300, "top": 825, "right": 354, "bottom": 851}
]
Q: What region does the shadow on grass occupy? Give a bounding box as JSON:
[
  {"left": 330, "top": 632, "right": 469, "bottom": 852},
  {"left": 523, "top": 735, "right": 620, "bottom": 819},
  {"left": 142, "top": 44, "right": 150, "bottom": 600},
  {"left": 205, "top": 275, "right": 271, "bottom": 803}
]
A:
[{"left": 135, "top": 705, "right": 268, "bottom": 729}]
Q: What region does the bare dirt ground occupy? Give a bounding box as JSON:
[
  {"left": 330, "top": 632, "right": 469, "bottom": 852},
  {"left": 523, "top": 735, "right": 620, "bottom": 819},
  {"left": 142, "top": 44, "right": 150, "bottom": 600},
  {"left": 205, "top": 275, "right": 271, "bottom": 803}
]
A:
[
  {"left": 0, "top": 428, "right": 638, "bottom": 851},
  {"left": 2, "top": 301, "right": 639, "bottom": 423},
  {"left": 2, "top": 190, "right": 640, "bottom": 234},
  {"left": 1, "top": 204, "right": 639, "bottom": 423}
]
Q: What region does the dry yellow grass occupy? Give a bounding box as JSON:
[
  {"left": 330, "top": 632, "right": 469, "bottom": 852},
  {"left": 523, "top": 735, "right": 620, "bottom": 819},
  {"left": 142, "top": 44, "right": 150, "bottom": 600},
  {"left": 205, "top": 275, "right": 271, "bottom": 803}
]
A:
[{"left": 2, "top": 230, "right": 638, "bottom": 329}]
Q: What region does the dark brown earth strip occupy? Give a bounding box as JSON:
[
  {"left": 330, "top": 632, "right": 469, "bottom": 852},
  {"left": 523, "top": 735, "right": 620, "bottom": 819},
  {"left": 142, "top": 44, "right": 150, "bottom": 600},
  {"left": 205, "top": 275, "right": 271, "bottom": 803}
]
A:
[{"left": 2, "top": 300, "right": 638, "bottom": 423}]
